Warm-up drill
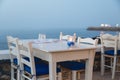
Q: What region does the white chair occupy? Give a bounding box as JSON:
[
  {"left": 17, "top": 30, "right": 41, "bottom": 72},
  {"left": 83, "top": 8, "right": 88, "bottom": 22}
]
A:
[
  {"left": 38, "top": 34, "right": 46, "bottom": 40},
  {"left": 18, "top": 40, "right": 62, "bottom": 80},
  {"left": 77, "top": 37, "right": 98, "bottom": 45},
  {"left": 100, "top": 33, "right": 120, "bottom": 79},
  {"left": 59, "top": 37, "right": 98, "bottom": 80},
  {"left": 59, "top": 32, "right": 76, "bottom": 42},
  {"left": 7, "top": 36, "right": 43, "bottom": 80},
  {"left": 7, "top": 36, "right": 20, "bottom": 80}
]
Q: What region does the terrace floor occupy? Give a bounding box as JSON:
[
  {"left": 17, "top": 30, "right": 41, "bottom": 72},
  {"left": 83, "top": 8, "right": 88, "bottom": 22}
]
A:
[
  {"left": 62, "top": 68, "right": 120, "bottom": 80},
  {"left": 80, "top": 71, "right": 120, "bottom": 80}
]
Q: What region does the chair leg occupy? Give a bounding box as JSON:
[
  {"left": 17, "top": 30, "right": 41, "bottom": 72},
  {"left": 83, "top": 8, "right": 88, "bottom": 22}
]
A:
[
  {"left": 77, "top": 72, "right": 81, "bottom": 80},
  {"left": 58, "top": 72, "right": 62, "bottom": 80},
  {"left": 17, "top": 69, "right": 20, "bottom": 80},
  {"left": 11, "top": 66, "right": 15, "bottom": 80},
  {"left": 112, "top": 56, "right": 117, "bottom": 79},
  {"left": 110, "top": 58, "right": 113, "bottom": 73},
  {"left": 101, "top": 54, "right": 105, "bottom": 76},
  {"left": 32, "top": 76, "right": 37, "bottom": 80},
  {"left": 72, "top": 71, "right": 77, "bottom": 80},
  {"left": 21, "top": 73, "right": 26, "bottom": 80}
]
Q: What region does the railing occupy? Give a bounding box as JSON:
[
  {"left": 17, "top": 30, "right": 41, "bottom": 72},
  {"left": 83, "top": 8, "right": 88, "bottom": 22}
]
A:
[{"left": 0, "top": 49, "right": 10, "bottom": 60}]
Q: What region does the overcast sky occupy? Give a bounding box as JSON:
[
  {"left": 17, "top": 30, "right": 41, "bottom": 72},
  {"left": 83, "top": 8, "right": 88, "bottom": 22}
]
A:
[{"left": 0, "top": 0, "right": 120, "bottom": 30}]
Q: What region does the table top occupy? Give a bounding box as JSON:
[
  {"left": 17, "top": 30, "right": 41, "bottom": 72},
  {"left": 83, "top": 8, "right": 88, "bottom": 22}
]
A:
[{"left": 25, "top": 39, "right": 96, "bottom": 53}]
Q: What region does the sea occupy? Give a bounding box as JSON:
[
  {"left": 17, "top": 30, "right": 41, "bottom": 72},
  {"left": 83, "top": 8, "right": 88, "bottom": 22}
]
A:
[{"left": 0, "top": 28, "right": 116, "bottom": 50}]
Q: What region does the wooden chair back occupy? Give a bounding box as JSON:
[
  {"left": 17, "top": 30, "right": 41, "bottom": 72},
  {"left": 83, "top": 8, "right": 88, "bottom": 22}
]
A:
[
  {"left": 7, "top": 36, "right": 20, "bottom": 64},
  {"left": 38, "top": 34, "right": 46, "bottom": 40},
  {"left": 77, "top": 37, "right": 98, "bottom": 46},
  {"left": 100, "top": 33, "right": 118, "bottom": 55},
  {"left": 59, "top": 32, "right": 76, "bottom": 42},
  {"left": 18, "top": 40, "right": 36, "bottom": 80}
]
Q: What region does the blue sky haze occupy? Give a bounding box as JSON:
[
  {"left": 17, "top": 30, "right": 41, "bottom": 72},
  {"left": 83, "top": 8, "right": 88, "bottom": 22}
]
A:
[{"left": 0, "top": 0, "right": 120, "bottom": 30}]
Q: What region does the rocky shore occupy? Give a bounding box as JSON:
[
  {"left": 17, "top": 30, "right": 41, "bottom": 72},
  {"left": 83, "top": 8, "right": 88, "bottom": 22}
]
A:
[{"left": 0, "top": 60, "right": 11, "bottom": 80}]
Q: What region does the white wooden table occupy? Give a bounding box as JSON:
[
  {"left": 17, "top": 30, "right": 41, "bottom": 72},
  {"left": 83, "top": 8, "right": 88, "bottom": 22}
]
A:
[{"left": 25, "top": 39, "right": 97, "bottom": 80}]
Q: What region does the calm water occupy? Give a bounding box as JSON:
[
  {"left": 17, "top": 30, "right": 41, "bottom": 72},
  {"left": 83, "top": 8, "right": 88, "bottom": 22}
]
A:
[{"left": 0, "top": 28, "right": 116, "bottom": 50}]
